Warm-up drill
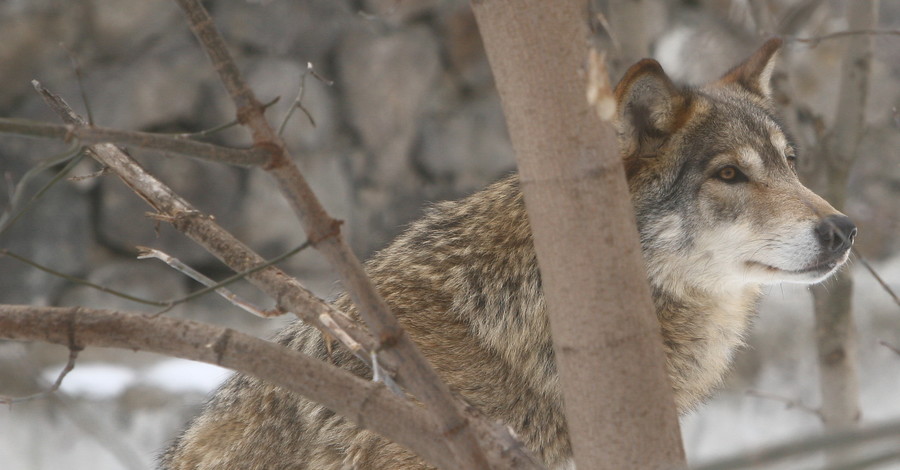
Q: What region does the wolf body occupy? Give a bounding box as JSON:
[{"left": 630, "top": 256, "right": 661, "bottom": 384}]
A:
[{"left": 161, "top": 39, "right": 855, "bottom": 469}]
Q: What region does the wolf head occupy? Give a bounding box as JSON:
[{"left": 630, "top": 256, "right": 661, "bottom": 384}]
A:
[{"left": 613, "top": 38, "right": 856, "bottom": 293}]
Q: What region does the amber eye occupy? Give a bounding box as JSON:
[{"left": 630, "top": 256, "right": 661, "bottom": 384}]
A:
[{"left": 716, "top": 165, "right": 747, "bottom": 183}]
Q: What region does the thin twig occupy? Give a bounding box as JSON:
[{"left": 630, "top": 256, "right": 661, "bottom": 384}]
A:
[
  {"left": 823, "top": 448, "right": 900, "bottom": 470},
  {"left": 61, "top": 43, "right": 94, "bottom": 126},
  {"left": 0, "top": 249, "right": 171, "bottom": 307},
  {"left": 0, "top": 145, "right": 83, "bottom": 236},
  {"left": 138, "top": 241, "right": 312, "bottom": 317},
  {"left": 278, "top": 62, "right": 317, "bottom": 136},
  {"left": 0, "top": 115, "right": 268, "bottom": 167},
  {"left": 746, "top": 389, "right": 824, "bottom": 421},
  {"left": 694, "top": 418, "right": 900, "bottom": 470},
  {"left": 68, "top": 166, "right": 110, "bottom": 182},
  {"left": 592, "top": 11, "right": 621, "bottom": 54},
  {"left": 792, "top": 29, "right": 900, "bottom": 46},
  {"left": 139, "top": 246, "right": 274, "bottom": 317},
  {"left": 169, "top": 96, "right": 280, "bottom": 138},
  {"left": 879, "top": 340, "right": 900, "bottom": 356},
  {"left": 854, "top": 248, "right": 900, "bottom": 309},
  {"left": 0, "top": 346, "right": 80, "bottom": 405}
]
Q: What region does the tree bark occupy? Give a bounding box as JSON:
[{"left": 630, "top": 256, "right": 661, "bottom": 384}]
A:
[
  {"left": 802, "top": 0, "right": 879, "bottom": 463},
  {"left": 472, "top": 1, "right": 686, "bottom": 469}
]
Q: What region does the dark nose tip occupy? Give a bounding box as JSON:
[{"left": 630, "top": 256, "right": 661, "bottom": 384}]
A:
[{"left": 815, "top": 215, "right": 857, "bottom": 254}]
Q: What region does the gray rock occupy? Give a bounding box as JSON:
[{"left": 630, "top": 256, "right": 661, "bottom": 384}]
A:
[
  {"left": 0, "top": 1, "right": 81, "bottom": 109},
  {"left": 337, "top": 25, "right": 441, "bottom": 185},
  {"left": 0, "top": 169, "right": 90, "bottom": 305},
  {"left": 88, "top": 0, "right": 183, "bottom": 58},
  {"left": 210, "top": 0, "right": 352, "bottom": 63},
  {"left": 361, "top": 0, "right": 440, "bottom": 25},
  {"left": 85, "top": 40, "right": 212, "bottom": 131},
  {"left": 416, "top": 95, "right": 515, "bottom": 193}
]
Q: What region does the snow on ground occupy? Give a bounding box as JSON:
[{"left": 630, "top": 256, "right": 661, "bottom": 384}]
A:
[{"left": 41, "top": 359, "right": 229, "bottom": 399}]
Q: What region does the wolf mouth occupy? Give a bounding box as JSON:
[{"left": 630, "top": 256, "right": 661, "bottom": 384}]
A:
[{"left": 747, "top": 259, "right": 840, "bottom": 275}]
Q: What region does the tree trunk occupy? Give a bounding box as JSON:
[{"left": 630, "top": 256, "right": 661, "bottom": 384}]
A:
[
  {"left": 471, "top": 1, "right": 686, "bottom": 469},
  {"left": 803, "top": 1, "right": 879, "bottom": 464}
]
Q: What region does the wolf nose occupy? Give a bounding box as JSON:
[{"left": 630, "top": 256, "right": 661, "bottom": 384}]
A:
[{"left": 815, "top": 215, "right": 857, "bottom": 254}]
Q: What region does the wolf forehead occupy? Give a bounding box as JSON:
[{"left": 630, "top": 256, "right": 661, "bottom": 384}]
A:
[
  {"left": 682, "top": 90, "right": 793, "bottom": 160},
  {"left": 653, "top": 89, "right": 798, "bottom": 188}
]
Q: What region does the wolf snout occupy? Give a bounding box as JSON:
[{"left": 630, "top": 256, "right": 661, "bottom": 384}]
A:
[{"left": 815, "top": 214, "right": 857, "bottom": 254}]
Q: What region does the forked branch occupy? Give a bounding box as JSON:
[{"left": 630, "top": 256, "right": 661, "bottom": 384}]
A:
[{"left": 0, "top": 305, "right": 454, "bottom": 468}]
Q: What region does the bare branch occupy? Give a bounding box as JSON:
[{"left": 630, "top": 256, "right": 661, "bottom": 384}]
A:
[
  {"left": 694, "top": 419, "right": 900, "bottom": 470},
  {"left": 138, "top": 247, "right": 280, "bottom": 318},
  {"left": 0, "top": 146, "right": 83, "bottom": 236},
  {"left": 0, "top": 346, "right": 80, "bottom": 405},
  {"left": 60, "top": 43, "right": 94, "bottom": 126},
  {"left": 31, "top": 80, "right": 383, "bottom": 370},
  {"left": 278, "top": 62, "right": 325, "bottom": 135},
  {"left": 0, "top": 116, "right": 269, "bottom": 167},
  {"left": 0, "top": 304, "right": 457, "bottom": 469},
  {"left": 171, "top": 1, "right": 503, "bottom": 467},
  {"left": 823, "top": 448, "right": 900, "bottom": 470},
  {"left": 1, "top": 248, "right": 171, "bottom": 307},
  {"left": 792, "top": 29, "right": 900, "bottom": 47},
  {"left": 878, "top": 340, "right": 900, "bottom": 356},
  {"left": 746, "top": 389, "right": 824, "bottom": 421},
  {"left": 854, "top": 249, "right": 900, "bottom": 309},
  {"left": 138, "top": 239, "right": 312, "bottom": 316}
]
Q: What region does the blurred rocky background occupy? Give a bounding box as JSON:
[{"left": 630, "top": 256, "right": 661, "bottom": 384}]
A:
[{"left": 0, "top": 0, "right": 898, "bottom": 469}]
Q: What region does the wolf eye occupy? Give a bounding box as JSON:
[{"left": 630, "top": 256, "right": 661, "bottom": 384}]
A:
[{"left": 716, "top": 165, "right": 747, "bottom": 183}]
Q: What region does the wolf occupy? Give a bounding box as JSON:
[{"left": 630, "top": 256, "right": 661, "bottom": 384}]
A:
[{"left": 160, "top": 38, "right": 855, "bottom": 469}]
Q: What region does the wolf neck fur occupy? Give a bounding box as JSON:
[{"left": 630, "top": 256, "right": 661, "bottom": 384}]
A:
[
  {"left": 441, "top": 176, "right": 759, "bottom": 412},
  {"left": 650, "top": 273, "right": 761, "bottom": 410}
]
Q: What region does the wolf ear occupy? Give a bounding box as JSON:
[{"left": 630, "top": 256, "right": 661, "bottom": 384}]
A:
[
  {"left": 614, "top": 59, "right": 690, "bottom": 158},
  {"left": 717, "top": 38, "right": 783, "bottom": 99}
]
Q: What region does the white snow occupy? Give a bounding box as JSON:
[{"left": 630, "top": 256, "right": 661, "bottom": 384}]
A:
[
  {"left": 40, "top": 359, "right": 229, "bottom": 399},
  {"left": 142, "top": 359, "right": 229, "bottom": 393},
  {"left": 41, "top": 363, "right": 137, "bottom": 400}
]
